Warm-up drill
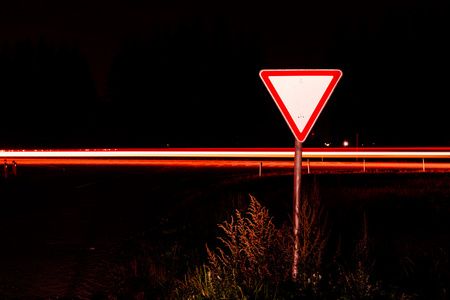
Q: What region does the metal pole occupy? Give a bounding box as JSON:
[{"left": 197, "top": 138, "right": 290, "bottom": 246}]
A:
[
  {"left": 423, "top": 158, "right": 425, "bottom": 172},
  {"left": 292, "top": 138, "right": 302, "bottom": 280},
  {"left": 259, "top": 162, "right": 262, "bottom": 177},
  {"left": 307, "top": 159, "right": 310, "bottom": 174}
]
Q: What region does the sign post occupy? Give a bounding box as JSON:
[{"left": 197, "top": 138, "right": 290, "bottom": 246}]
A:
[
  {"left": 259, "top": 69, "right": 342, "bottom": 280},
  {"left": 292, "top": 138, "right": 302, "bottom": 278}
]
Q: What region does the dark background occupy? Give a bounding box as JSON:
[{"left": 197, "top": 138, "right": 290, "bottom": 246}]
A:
[{"left": 1, "top": 0, "right": 449, "bottom": 148}]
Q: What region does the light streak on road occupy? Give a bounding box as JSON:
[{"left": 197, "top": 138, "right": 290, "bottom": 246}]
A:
[{"left": 0, "top": 148, "right": 450, "bottom": 159}]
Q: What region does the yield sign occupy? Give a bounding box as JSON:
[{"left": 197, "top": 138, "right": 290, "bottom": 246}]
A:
[{"left": 260, "top": 69, "right": 342, "bottom": 142}]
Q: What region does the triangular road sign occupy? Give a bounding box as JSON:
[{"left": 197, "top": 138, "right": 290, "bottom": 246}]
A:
[{"left": 260, "top": 69, "right": 342, "bottom": 142}]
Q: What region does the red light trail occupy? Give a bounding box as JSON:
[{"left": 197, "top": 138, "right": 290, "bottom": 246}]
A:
[
  {"left": 0, "top": 148, "right": 449, "bottom": 171},
  {"left": 0, "top": 148, "right": 449, "bottom": 159}
]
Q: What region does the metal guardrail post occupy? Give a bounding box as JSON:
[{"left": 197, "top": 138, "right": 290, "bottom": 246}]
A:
[
  {"left": 4, "top": 159, "right": 8, "bottom": 179},
  {"left": 12, "top": 161, "right": 17, "bottom": 176}
]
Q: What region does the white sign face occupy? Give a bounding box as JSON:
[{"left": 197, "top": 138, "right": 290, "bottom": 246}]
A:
[
  {"left": 260, "top": 70, "right": 342, "bottom": 142},
  {"left": 268, "top": 75, "right": 334, "bottom": 132}
]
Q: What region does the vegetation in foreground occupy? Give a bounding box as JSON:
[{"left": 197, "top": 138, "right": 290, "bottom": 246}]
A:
[
  {"left": 107, "top": 173, "right": 450, "bottom": 299},
  {"left": 174, "top": 194, "right": 392, "bottom": 299}
]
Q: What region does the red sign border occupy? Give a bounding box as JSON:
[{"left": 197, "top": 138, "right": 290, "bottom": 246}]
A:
[{"left": 260, "top": 69, "right": 342, "bottom": 142}]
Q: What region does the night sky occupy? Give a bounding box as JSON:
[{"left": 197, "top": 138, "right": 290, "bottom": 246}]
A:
[{"left": 1, "top": 0, "right": 449, "bottom": 148}]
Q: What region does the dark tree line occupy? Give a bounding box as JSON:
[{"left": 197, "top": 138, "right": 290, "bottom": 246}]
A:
[
  {"left": 0, "top": 17, "right": 280, "bottom": 149},
  {"left": 0, "top": 38, "right": 97, "bottom": 148},
  {"left": 1, "top": 3, "right": 449, "bottom": 148}
]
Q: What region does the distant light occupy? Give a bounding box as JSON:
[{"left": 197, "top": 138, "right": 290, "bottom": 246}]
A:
[
  {"left": 324, "top": 142, "right": 331, "bottom": 147},
  {"left": 343, "top": 141, "right": 349, "bottom": 147}
]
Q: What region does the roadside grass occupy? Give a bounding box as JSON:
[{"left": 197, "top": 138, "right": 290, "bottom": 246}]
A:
[{"left": 107, "top": 172, "right": 450, "bottom": 299}]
